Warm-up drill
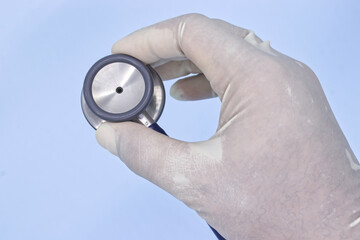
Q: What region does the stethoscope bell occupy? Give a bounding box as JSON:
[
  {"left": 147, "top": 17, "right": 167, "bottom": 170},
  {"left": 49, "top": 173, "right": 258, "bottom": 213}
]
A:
[{"left": 81, "top": 54, "right": 165, "bottom": 130}]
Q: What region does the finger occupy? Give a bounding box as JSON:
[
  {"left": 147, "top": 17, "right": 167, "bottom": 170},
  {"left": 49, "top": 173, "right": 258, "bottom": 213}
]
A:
[
  {"left": 154, "top": 59, "right": 201, "bottom": 80},
  {"left": 112, "top": 13, "right": 263, "bottom": 97},
  {"left": 149, "top": 56, "right": 187, "bottom": 68},
  {"left": 170, "top": 74, "right": 217, "bottom": 101},
  {"left": 111, "top": 16, "right": 187, "bottom": 64},
  {"left": 96, "top": 122, "right": 190, "bottom": 190}
]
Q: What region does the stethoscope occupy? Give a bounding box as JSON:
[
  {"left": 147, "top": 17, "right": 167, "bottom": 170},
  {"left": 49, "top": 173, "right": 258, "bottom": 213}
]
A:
[{"left": 81, "top": 54, "right": 225, "bottom": 240}]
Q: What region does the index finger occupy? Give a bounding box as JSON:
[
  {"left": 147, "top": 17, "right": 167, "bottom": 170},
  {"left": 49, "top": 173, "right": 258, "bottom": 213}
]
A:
[{"left": 112, "top": 13, "right": 259, "bottom": 95}]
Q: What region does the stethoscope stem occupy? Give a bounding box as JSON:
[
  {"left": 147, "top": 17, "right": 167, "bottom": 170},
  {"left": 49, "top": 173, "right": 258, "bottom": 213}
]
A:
[
  {"left": 148, "top": 124, "right": 226, "bottom": 240},
  {"left": 148, "top": 123, "right": 167, "bottom": 136},
  {"left": 209, "top": 225, "right": 226, "bottom": 240}
]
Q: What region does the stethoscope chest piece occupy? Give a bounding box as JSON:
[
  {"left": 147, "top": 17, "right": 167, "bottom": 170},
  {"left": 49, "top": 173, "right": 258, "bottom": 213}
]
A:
[{"left": 81, "top": 54, "right": 165, "bottom": 129}]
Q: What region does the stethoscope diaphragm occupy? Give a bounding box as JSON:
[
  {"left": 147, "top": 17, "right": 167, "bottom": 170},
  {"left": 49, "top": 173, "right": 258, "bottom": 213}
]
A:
[{"left": 81, "top": 54, "right": 165, "bottom": 129}]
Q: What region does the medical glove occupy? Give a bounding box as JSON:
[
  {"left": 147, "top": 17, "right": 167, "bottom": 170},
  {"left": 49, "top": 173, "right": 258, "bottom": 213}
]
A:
[{"left": 96, "top": 14, "right": 360, "bottom": 239}]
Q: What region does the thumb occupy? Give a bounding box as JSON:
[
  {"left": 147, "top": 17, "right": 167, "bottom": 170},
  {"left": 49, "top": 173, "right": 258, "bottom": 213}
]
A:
[{"left": 95, "top": 121, "right": 189, "bottom": 189}]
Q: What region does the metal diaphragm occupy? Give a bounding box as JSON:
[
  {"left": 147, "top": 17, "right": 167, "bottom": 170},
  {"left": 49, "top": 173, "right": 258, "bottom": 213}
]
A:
[{"left": 81, "top": 54, "right": 165, "bottom": 129}]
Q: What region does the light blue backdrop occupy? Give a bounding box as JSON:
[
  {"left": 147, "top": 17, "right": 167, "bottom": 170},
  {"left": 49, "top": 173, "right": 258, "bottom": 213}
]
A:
[{"left": 1, "top": 1, "right": 359, "bottom": 239}]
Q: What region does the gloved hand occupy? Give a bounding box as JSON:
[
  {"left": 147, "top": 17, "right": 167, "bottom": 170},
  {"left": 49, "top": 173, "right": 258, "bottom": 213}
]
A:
[{"left": 96, "top": 14, "right": 360, "bottom": 239}]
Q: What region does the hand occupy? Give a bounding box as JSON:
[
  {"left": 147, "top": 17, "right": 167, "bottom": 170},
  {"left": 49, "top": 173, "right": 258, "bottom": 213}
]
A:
[{"left": 96, "top": 14, "right": 360, "bottom": 239}]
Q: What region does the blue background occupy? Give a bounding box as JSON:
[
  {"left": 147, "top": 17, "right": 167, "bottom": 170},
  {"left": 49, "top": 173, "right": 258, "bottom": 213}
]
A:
[{"left": 1, "top": 1, "right": 359, "bottom": 239}]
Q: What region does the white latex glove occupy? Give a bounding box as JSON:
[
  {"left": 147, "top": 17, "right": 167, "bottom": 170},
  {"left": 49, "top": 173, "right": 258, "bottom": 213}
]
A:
[{"left": 96, "top": 14, "right": 360, "bottom": 239}]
